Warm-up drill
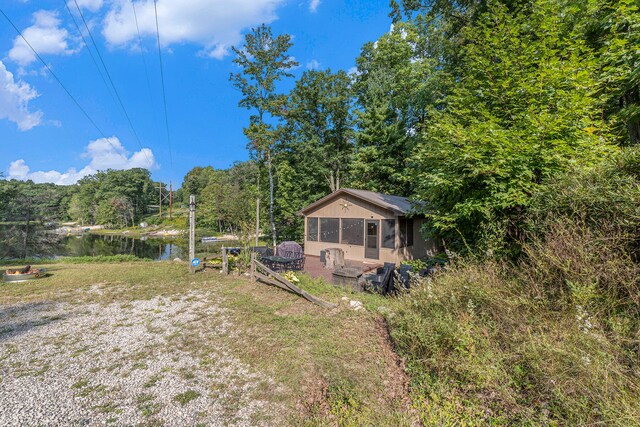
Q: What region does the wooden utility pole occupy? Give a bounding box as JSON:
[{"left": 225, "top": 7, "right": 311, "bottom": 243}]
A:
[
  {"left": 157, "top": 184, "right": 163, "bottom": 219},
  {"left": 222, "top": 246, "right": 228, "bottom": 275},
  {"left": 169, "top": 181, "right": 173, "bottom": 220},
  {"left": 189, "top": 195, "right": 196, "bottom": 273}
]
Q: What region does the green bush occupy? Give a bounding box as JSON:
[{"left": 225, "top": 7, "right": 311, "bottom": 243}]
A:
[{"left": 388, "top": 148, "right": 640, "bottom": 425}]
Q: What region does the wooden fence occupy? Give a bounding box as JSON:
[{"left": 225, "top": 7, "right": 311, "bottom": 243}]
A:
[{"left": 250, "top": 253, "right": 336, "bottom": 309}]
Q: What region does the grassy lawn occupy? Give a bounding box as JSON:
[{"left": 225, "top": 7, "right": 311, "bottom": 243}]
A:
[{"left": 0, "top": 261, "right": 414, "bottom": 426}]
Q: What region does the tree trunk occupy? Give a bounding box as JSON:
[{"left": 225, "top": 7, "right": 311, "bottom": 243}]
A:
[
  {"left": 267, "top": 150, "right": 276, "bottom": 250},
  {"left": 255, "top": 164, "right": 260, "bottom": 247}
]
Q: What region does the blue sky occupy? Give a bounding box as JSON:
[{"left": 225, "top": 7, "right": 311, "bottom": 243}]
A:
[{"left": 0, "top": 0, "right": 392, "bottom": 187}]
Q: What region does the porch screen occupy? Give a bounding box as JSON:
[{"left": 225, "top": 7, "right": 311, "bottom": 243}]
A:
[
  {"left": 399, "top": 218, "right": 414, "bottom": 247},
  {"left": 382, "top": 219, "right": 395, "bottom": 249},
  {"left": 320, "top": 218, "right": 340, "bottom": 243},
  {"left": 341, "top": 219, "right": 364, "bottom": 245},
  {"left": 307, "top": 217, "right": 318, "bottom": 241}
]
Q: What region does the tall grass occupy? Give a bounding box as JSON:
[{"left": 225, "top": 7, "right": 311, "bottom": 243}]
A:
[{"left": 388, "top": 148, "right": 640, "bottom": 425}]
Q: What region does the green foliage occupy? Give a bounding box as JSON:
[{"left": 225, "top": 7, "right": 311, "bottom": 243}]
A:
[
  {"left": 530, "top": 147, "right": 640, "bottom": 241},
  {"left": 180, "top": 161, "right": 257, "bottom": 242},
  {"left": 585, "top": 0, "right": 640, "bottom": 145},
  {"left": 390, "top": 254, "right": 640, "bottom": 425},
  {"left": 283, "top": 69, "right": 354, "bottom": 192},
  {"left": 275, "top": 69, "right": 354, "bottom": 239},
  {"left": 388, "top": 147, "right": 640, "bottom": 425},
  {"left": 230, "top": 24, "right": 298, "bottom": 246},
  {"left": 181, "top": 166, "right": 217, "bottom": 202},
  {"left": 351, "top": 21, "right": 437, "bottom": 196},
  {"left": 410, "top": 0, "right": 617, "bottom": 253},
  {"left": 67, "top": 168, "right": 156, "bottom": 228}
]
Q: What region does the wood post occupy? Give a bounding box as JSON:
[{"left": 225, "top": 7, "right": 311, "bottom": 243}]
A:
[
  {"left": 189, "top": 195, "right": 196, "bottom": 273},
  {"left": 250, "top": 252, "right": 256, "bottom": 280},
  {"left": 222, "top": 246, "right": 228, "bottom": 275},
  {"left": 169, "top": 181, "right": 173, "bottom": 220}
]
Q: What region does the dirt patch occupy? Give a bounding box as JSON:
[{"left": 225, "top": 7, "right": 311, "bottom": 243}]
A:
[{"left": 373, "top": 316, "right": 413, "bottom": 409}]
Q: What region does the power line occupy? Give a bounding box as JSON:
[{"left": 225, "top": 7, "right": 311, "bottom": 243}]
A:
[
  {"left": 0, "top": 7, "right": 109, "bottom": 140},
  {"left": 64, "top": 1, "right": 119, "bottom": 110},
  {"left": 153, "top": 0, "right": 174, "bottom": 171},
  {"left": 0, "top": 7, "right": 133, "bottom": 163},
  {"left": 71, "top": 0, "right": 151, "bottom": 166},
  {"left": 131, "top": 0, "right": 156, "bottom": 120}
]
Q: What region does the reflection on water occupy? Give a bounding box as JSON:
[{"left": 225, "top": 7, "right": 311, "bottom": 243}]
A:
[{"left": 0, "top": 226, "right": 237, "bottom": 261}]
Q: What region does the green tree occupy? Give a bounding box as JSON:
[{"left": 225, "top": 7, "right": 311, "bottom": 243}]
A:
[
  {"left": 230, "top": 24, "right": 298, "bottom": 248},
  {"left": 181, "top": 166, "right": 217, "bottom": 201},
  {"left": 411, "top": 0, "right": 617, "bottom": 253},
  {"left": 284, "top": 69, "right": 354, "bottom": 192},
  {"left": 351, "top": 21, "right": 440, "bottom": 195},
  {"left": 584, "top": 0, "right": 640, "bottom": 145}
]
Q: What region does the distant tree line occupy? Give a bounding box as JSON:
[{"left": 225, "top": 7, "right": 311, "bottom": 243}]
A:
[{"left": 0, "top": 168, "right": 164, "bottom": 229}]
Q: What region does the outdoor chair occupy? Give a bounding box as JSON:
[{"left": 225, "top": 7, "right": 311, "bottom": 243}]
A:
[
  {"left": 368, "top": 262, "right": 395, "bottom": 295},
  {"left": 289, "top": 256, "right": 305, "bottom": 271},
  {"left": 252, "top": 246, "right": 274, "bottom": 259}
]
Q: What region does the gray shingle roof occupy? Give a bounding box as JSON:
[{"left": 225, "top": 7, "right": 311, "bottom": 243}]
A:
[{"left": 299, "top": 188, "right": 416, "bottom": 216}]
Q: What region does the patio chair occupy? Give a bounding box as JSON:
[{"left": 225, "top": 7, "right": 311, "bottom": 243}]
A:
[
  {"left": 368, "top": 262, "right": 395, "bottom": 295},
  {"left": 289, "top": 256, "right": 305, "bottom": 271}
]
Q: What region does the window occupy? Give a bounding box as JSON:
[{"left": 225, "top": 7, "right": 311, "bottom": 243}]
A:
[
  {"left": 320, "top": 218, "right": 340, "bottom": 243},
  {"left": 307, "top": 217, "right": 318, "bottom": 241},
  {"left": 341, "top": 219, "right": 364, "bottom": 245},
  {"left": 399, "top": 218, "right": 414, "bottom": 247},
  {"left": 382, "top": 219, "right": 395, "bottom": 249}
]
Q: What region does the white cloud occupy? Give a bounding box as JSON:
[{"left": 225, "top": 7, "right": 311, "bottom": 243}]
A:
[
  {"left": 0, "top": 60, "right": 43, "bottom": 130},
  {"left": 102, "top": 0, "right": 284, "bottom": 59},
  {"left": 306, "top": 59, "right": 320, "bottom": 70},
  {"left": 70, "top": 0, "right": 104, "bottom": 12},
  {"left": 309, "top": 0, "right": 321, "bottom": 13},
  {"left": 9, "top": 10, "right": 77, "bottom": 66},
  {"left": 7, "top": 137, "right": 157, "bottom": 185}
]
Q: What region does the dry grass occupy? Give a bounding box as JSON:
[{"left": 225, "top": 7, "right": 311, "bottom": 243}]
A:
[{"left": 388, "top": 224, "right": 640, "bottom": 426}]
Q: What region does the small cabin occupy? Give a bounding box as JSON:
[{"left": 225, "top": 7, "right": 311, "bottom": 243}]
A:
[{"left": 299, "top": 188, "right": 437, "bottom": 264}]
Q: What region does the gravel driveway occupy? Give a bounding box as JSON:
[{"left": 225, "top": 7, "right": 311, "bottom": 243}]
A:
[{"left": 0, "top": 290, "right": 277, "bottom": 426}]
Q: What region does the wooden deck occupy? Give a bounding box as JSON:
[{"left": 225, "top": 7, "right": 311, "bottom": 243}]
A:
[{"left": 303, "top": 255, "right": 381, "bottom": 283}]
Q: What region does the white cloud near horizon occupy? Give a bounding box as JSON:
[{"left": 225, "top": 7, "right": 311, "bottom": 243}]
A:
[
  {"left": 9, "top": 10, "right": 78, "bottom": 66},
  {"left": 0, "top": 60, "right": 43, "bottom": 130},
  {"left": 309, "top": 0, "right": 321, "bottom": 13},
  {"left": 7, "top": 137, "right": 157, "bottom": 185},
  {"left": 102, "top": 0, "right": 284, "bottom": 59}
]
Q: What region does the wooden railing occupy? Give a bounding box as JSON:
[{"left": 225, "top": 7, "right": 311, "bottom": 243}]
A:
[{"left": 250, "top": 253, "right": 336, "bottom": 309}]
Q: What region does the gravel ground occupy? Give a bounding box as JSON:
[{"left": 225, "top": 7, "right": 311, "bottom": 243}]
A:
[{"left": 0, "top": 290, "right": 279, "bottom": 426}]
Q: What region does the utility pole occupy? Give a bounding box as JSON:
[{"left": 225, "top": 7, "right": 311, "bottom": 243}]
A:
[
  {"left": 189, "top": 195, "right": 196, "bottom": 273},
  {"left": 156, "top": 184, "right": 163, "bottom": 219},
  {"left": 169, "top": 181, "right": 173, "bottom": 220}
]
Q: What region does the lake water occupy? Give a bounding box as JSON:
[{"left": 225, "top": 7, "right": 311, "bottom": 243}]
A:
[{"left": 0, "top": 226, "right": 236, "bottom": 261}]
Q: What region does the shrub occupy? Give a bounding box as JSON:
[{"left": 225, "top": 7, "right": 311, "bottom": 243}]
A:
[{"left": 388, "top": 149, "right": 640, "bottom": 425}]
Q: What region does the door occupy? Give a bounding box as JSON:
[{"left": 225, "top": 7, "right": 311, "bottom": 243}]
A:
[{"left": 365, "top": 220, "right": 379, "bottom": 259}]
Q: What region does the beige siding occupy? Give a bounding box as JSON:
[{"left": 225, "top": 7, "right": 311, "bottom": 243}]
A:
[
  {"left": 401, "top": 218, "right": 439, "bottom": 260},
  {"left": 303, "top": 194, "right": 436, "bottom": 264}
]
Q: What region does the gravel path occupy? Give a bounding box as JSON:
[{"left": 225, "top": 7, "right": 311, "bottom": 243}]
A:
[{"left": 0, "top": 290, "right": 278, "bottom": 426}]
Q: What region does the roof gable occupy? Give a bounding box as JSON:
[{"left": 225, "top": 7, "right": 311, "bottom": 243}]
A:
[{"left": 299, "top": 188, "right": 414, "bottom": 216}]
